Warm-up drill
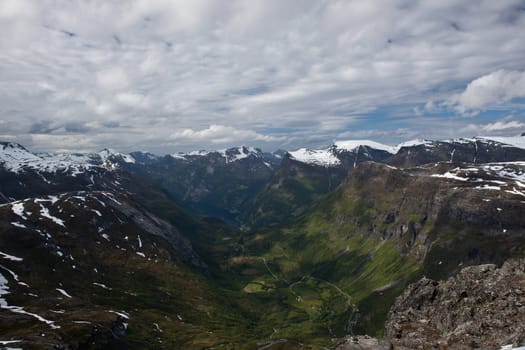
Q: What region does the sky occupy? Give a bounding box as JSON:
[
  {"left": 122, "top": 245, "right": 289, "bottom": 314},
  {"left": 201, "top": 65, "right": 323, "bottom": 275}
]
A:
[{"left": 0, "top": 0, "right": 525, "bottom": 154}]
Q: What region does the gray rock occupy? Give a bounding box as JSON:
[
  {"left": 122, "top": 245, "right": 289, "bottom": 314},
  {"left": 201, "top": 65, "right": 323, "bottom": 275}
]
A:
[{"left": 384, "top": 259, "right": 525, "bottom": 349}]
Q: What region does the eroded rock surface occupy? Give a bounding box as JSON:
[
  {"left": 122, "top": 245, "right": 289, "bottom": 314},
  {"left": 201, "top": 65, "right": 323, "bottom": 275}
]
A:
[{"left": 385, "top": 259, "right": 525, "bottom": 349}]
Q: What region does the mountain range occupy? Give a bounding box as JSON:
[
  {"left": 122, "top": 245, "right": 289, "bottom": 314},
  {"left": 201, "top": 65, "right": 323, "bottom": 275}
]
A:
[{"left": 1, "top": 136, "right": 525, "bottom": 349}]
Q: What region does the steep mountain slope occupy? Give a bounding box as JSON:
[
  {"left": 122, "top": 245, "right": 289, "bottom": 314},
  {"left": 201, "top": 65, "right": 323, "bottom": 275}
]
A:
[
  {"left": 241, "top": 140, "right": 396, "bottom": 227},
  {"left": 0, "top": 191, "right": 275, "bottom": 349},
  {"left": 243, "top": 136, "right": 525, "bottom": 227},
  {"left": 122, "top": 146, "right": 280, "bottom": 224},
  {"left": 239, "top": 155, "right": 346, "bottom": 227},
  {"left": 237, "top": 160, "right": 525, "bottom": 338}
]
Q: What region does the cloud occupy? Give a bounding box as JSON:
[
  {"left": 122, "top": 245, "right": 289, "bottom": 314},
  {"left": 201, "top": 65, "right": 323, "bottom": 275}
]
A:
[
  {"left": 480, "top": 119, "right": 524, "bottom": 132},
  {"left": 0, "top": 1, "right": 524, "bottom": 153},
  {"left": 96, "top": 68, "right": 129, "bottom": 91},
  {"left": 452, "top": 70, "right": 525, "bottom": 114},
  {"left": 170, "top": 124, "right": 284, "bottom": 145},
  {"left": 115, "top": 92, "right": 150, "bottom": 109},
  {"left": 337, "top": 128, "right": 418, "bottom": 141},
  {"left": 461, "top": 118, "right": 525, "bottom": 136}
]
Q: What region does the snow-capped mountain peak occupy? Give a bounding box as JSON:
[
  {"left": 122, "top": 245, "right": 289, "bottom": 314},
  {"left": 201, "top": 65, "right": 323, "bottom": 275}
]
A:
[
  {"left": 170, "top": 146, "right": 263, "bottom": 163},
  {"left": 0, "top": 142, "right": 135, "bottom": 175},
  {"left": 288, "top": 148, "right": 341, "bottom": 167},
  {"left": 0, "top": 142, "right": 43, "bottom": 172},
  {"left": 333, "top": 139, "right": 397, "bottom": 154},
  {"left": 98, "top": 148, "right": 136, "bottom": 164},
  {"left": 394, "top": 139, "right": 435, "bottom": 151}
]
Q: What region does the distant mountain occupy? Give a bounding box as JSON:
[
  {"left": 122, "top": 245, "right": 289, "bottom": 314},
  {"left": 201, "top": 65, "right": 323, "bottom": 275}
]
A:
[
  {"left": 242, "top": 135, "right": 525, "bottom": 227},
  {"left": 287, "top": 139, "right": 395, "bottom": 168},
  {"left": 0, "top": 142, "right": 135, "bottom": 174},
  {"left": 0, "top": 142, "right": 131, "bottom": 202},
  {"left": 171, "top": 145, "right": 280, "bottom": 165},
  {"left": 284, "top": 136, "right": 525, "bottom": 169},
  {"left": 125, "top": 146, "right": 281, "bottom": 224},
  {"left": 387, "top": 137, "right": 525, "bottom": 167},
  {"left": 3, "top": 136, "right": 525, "bottom": 225}
]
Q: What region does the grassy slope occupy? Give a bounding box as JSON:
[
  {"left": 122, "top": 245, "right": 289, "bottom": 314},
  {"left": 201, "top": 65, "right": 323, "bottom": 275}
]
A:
[{"left": 231, "top": 162, "right": 525, "bottom": 340}]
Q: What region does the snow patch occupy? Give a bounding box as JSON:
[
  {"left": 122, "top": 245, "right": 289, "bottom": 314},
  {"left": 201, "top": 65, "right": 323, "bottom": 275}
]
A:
[
  {"left": 431, "top": 172, "right": 468, "bottom": 182},
  {"left": 395, "top": 139, "right": 435, "bottom": 151},
  {"left": 475, "top": 185, "right": 501, "bottom": 190},
  {"left": 1, "top": 273, "right": 59, "bottom": 329},
  {"left": 0, "top": 251, "right": 23, "bottom": 262},
  {"left": 93, "top": 282, "right": 112, "bottom": 290},
  {"left": 11, "top": 202, "right": 28, "bottom": 220},
  {"left": 288, "top": 148, "right": 340, "bottom": 167},
  {"left": 0, "top": 340, "right": 22, "bottom": 345},
  {"left": 11, "top": 222, "right": 27, "bottom": 229},
  {"left": 39, "top": 205, "right": 65, "bottom": 227},
  {"left": 109, "top": 310, "right": 130, "bottom": 319},
  {"left": 56, "top": 288, "right": 73, "bottom": 298},
  {"left": 500, "top": 345, "right": 525, "bottom": 350}
]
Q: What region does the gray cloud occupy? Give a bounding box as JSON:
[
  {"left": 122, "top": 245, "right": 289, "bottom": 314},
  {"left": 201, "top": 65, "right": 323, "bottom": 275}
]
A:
[{"left": 0, "top": 0, "right": 524, "bottom": 153}]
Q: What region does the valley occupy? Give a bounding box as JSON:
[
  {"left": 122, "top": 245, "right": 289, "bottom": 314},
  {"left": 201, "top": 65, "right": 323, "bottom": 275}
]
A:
[{"left": 1, "top": 137, "right": 525, "bottom": 349}]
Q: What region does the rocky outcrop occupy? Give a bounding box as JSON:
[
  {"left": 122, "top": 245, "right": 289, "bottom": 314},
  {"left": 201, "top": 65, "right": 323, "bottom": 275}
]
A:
[
  {"left": 385, "top": 259, "right": 525, "bottom": 349},
  {"left": 335, "top": 335, "right": 390, "bottom": 350}
]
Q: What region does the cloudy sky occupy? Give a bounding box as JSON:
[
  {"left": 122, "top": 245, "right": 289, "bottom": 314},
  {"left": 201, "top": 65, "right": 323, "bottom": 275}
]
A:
[{"left": 1, "top": 0, "right": 525, "bottom": 153}]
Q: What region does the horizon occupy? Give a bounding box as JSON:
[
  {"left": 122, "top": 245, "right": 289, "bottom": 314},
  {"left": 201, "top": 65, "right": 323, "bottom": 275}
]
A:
[
  {"left": 1, "top": 1, "right": 524, "bottom": 153},
  {"left": 2, "top": 134, "right": 525, "bottom": 156}
]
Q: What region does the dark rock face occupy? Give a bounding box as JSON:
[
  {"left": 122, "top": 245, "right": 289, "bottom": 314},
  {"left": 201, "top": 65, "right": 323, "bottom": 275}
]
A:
[
  {"left": 385, "top": 259, "right": 525, "bottom": 349},
  {"left": 126, "top": 147, "right": 279, "bottom": 224},
  {"left": 333, "top": 145, "right": 393, "bottom": 169}
]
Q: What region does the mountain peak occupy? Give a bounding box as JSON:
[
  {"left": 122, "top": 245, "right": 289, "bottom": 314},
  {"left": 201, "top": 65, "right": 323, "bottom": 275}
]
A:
[
  {"left": 288, "top": 147, "right": 341, "bottom": 167},
  {"left": 333, "top": 139, "right": 397, "bottom": 154},
  {"left": 171, "top": 145, "right": 263, "bottom": 163},
  {"left": 98, "top": 148, "right": 135, "bottom": 164}
]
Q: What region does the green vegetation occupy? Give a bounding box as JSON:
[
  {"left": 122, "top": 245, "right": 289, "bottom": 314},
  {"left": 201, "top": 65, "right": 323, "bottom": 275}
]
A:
[{"left": 118, "top": 163, "right": 430, "bottom": 344}]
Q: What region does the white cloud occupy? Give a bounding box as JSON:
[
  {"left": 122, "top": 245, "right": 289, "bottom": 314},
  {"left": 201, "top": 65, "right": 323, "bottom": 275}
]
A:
[
  {"left": 170, "top": 124, "right": 283, "bottom": 145},
  {"left": 480, "top": 120, "right": 524, "bottom": 132},
  {"left": 461, "top": 119, "right": 525, "bottom": 136},
  {"left": 453, "top": 70, "right": 525, "bottom": 114}
]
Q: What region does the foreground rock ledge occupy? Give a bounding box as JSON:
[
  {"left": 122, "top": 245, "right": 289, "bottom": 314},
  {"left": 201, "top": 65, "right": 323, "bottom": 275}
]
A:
[{"left": 337, "top": 259, "right": 525, "bottom": 350}]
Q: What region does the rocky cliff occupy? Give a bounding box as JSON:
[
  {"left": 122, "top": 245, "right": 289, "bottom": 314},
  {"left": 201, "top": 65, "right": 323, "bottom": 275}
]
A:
[{"left": 385, "top": 259, "right": 525, "bottom": 349}]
